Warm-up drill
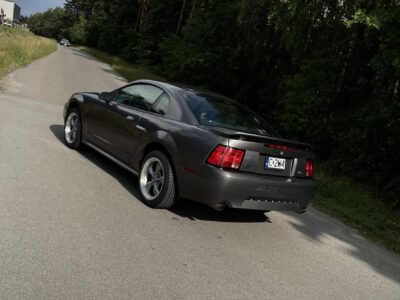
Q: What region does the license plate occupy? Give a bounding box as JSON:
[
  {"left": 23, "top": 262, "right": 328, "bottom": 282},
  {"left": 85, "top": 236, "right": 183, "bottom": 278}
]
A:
[{"left": 265, "top": 156, "right": 286, "bottom": 170}]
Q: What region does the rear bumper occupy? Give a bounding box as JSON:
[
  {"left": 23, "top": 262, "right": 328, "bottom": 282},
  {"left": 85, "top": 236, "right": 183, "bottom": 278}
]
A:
[{"left": 178, "top": 166, "right": 317, "bottom": 212}]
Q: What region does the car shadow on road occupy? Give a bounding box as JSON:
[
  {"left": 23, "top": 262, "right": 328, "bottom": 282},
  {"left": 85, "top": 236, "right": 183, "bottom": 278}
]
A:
[
  {"left": 170, "top": 200, "right": 270, "bottom": 223},
  {"left": 49, "top": 124, "right": 270, "bottom": 223},
  {"left": 50, "top": 124, "right": 143, "bottom": 199}
]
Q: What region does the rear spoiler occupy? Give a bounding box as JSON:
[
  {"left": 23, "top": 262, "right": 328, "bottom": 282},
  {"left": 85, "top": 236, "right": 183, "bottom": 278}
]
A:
[{"left": 204, "top": 127, "right": 314, "bottom": 151}]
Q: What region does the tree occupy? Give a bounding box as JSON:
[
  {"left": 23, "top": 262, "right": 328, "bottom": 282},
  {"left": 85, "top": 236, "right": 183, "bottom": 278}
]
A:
[
  {"left": 27, "top": 7, "right": 70, "bottom": 40},
  {"left": 70, "top": 13, "right": 88, "bottom": 44}
]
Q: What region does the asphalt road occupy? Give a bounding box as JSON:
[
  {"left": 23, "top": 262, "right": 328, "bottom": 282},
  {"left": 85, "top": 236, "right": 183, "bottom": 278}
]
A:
[{"left": 0, "top": 46, "right": 399, "bottom": 300}]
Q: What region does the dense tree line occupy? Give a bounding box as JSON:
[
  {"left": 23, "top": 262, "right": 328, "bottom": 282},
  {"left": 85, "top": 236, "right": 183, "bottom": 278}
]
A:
[{"left": 27, "top": 0, "right": 400, "bottom": 207}]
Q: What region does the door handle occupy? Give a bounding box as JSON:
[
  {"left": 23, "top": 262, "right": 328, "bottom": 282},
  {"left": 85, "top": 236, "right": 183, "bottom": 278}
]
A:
[{"left": 126, "top": 116, "right": 135, "bottom": 121}]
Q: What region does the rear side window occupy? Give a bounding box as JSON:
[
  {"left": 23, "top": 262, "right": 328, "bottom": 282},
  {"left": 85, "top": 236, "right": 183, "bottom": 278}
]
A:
[
  {"left": 153, "top": 93, "right": 170, "bottom": 115},
  {"left": 115, "top": 84, "right": 164, "bottom": 110},
  {"left": 183, "top": 91, "right": 276, "bottom": 136}
]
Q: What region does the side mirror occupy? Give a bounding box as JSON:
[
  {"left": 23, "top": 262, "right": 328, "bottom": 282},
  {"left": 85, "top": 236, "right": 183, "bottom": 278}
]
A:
[{"left": 99, "top": 92, "right": 112, "bottom": 101}]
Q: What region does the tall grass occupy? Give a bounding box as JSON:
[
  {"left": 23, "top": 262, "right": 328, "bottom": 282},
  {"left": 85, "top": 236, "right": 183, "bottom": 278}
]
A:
[{"left": 0, "top": 27, "right": 56, "bottom": 77}]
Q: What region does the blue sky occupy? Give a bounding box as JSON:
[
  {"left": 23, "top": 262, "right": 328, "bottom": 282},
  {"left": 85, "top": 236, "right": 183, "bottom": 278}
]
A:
[{"left": 15, "top": 0, "right": 65, "bottom": 16}]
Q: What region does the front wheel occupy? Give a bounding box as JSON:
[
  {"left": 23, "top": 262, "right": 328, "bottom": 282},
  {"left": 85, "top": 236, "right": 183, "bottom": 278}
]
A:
[
  {"left": 139, "top": 150, "right": 178, "bottom": 208},
  {"left": 64, "top": 108, "right": 82, "bottom": 149}
]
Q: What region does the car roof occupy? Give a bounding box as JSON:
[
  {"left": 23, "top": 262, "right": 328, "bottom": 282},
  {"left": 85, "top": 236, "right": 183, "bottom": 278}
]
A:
[
  {"left": 129, "top": 79, "right": 190, "bottom": 92},
  {"left": 129, "top": 79, "right": 228, "bottom": 100}
]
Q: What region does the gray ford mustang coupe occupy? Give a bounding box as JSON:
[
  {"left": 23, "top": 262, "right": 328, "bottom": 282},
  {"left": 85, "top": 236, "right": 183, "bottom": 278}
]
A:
[{"left": 63, "top": 80, "right": 316, "bottom": 212}]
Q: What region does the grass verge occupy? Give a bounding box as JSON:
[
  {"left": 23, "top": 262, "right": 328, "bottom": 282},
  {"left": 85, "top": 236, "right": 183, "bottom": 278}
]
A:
[
  {"left": 77, "top": 46, "right": 165, "bottom": 82},
  {"left": 314, "top": 169, "right": 400, "bottom": 253},
  {"left": 0, "top": 27, "right": 56, "bottom": 78},
  {"left": 76, "top": 46, "right": 400, "bottom": 254}
]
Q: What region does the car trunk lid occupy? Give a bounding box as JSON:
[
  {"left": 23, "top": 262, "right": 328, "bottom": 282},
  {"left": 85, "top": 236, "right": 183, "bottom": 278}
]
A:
[{"left": 202, "top": 126, "right": 314, "bottom": 178}]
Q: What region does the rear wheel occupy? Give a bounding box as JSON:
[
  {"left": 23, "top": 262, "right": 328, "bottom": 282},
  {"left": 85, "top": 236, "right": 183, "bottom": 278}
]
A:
[
  {"left": 139, "top": 150, "right": 178, "bottom": 208},
  {"left": 64, "top": 108, "right": 82, "bottom": 149}
]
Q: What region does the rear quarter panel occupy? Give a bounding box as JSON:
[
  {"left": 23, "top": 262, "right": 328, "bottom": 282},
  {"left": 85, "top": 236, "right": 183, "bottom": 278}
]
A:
[{"left": 134, "top": 113, "right": 227, "bottom": 198}]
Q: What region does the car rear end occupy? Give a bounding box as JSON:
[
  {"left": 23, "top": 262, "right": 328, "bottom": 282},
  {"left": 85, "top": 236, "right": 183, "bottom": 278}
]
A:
[
  {"left": 201, "top": 132, "right": 316, "bottom": 212},
  {"left": 178, "top": 131, "right": 315, "bottom": 212},
  {"left": 177, "top": 89, "right": 317, "bottom": 212}
]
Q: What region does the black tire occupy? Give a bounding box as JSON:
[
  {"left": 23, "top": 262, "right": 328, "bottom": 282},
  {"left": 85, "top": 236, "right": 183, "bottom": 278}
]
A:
[
  {"left": 64, "top": 107, "right": 82, "bottom": 149},
  {"left": 139, "top": 150, "right": 179, "bottom": 209}
]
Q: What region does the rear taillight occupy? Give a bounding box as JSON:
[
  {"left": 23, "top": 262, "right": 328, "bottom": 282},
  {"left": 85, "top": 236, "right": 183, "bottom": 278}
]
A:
[
  {"left": 207, "top": 145, "right": 245, "bottom": 170},
  {"left": 305, "top": 159, "right": 314, "bottom": 178}
]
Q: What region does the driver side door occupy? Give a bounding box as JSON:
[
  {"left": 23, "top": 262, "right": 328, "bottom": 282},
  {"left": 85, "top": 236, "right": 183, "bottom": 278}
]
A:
[{"left": 88, "top": 84, "right": 164, "bottom": 164}]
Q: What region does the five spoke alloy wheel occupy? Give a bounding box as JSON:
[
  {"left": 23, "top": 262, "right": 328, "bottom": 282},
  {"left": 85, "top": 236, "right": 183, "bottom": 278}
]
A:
[
  {"left": 140, "top": 157, "right": 165, "bottom": 201},
  {"left": 139, "top": 150, "right": 178, "bottom": 208},
  {"left": 64, "top": 108, "right": 82, "bottom": 149}
]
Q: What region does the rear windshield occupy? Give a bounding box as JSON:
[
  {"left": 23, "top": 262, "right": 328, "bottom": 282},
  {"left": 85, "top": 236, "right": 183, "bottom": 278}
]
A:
[{"left": 182, "top": 91, "right": 276, "bottom": 136}]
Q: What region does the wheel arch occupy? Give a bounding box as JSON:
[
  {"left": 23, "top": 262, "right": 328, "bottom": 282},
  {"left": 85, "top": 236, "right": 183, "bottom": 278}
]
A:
[
  {"left": 138, "top": 141, "right": 181, "bottom": 196},
  {"left": 66, "top": 101, "right": 79, "bottom": 114},
  {"left": 64, "top": 94, "right": 85, "bottom": 121}
]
